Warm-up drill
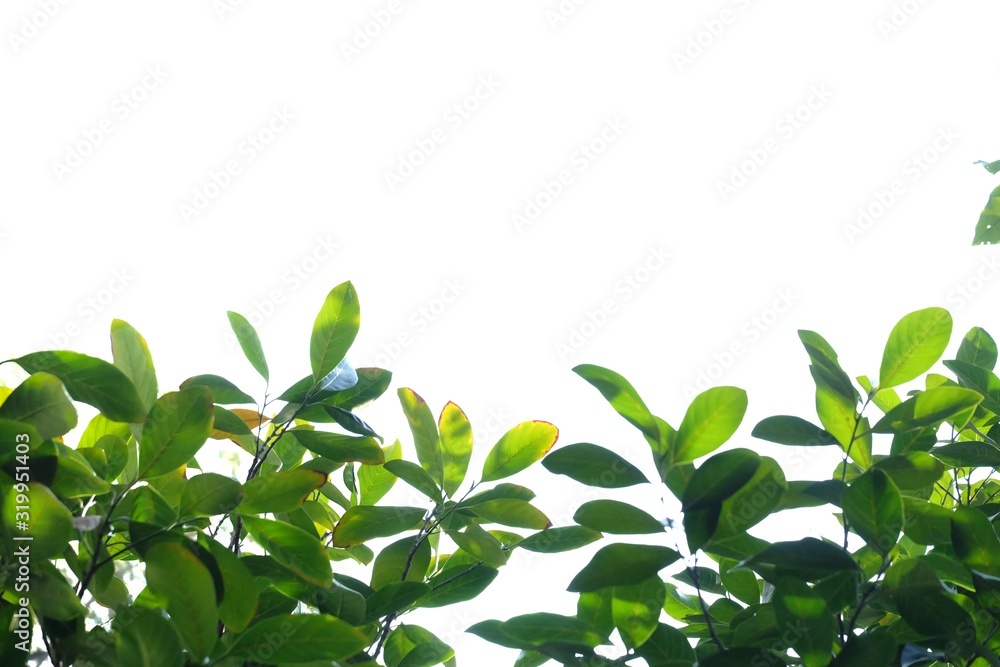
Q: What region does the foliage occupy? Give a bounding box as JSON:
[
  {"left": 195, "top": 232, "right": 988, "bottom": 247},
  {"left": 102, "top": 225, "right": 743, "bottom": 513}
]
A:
[
  {"left": 4, "top": 280, "right": 1000, "bottom": 666},
  {"left": 0, "top": 281, "right": 559, "bottom": 666},
  {"left": 973, "top": 159, "right": 1000, "bottom": 245},
  {"left": 473, "top": 308, "right": 1000, "bottom": 666}
]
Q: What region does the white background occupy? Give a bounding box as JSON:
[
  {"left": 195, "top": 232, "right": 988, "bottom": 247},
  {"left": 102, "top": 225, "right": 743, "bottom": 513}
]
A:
[{"left": 3, "top": 0, "right": 1000, "bottom": 664}]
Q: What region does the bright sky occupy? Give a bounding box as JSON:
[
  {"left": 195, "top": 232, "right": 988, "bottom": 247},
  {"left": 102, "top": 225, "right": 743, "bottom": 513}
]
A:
[{"left": 3, "top": 1, "right": 1000, "bottom": 664}]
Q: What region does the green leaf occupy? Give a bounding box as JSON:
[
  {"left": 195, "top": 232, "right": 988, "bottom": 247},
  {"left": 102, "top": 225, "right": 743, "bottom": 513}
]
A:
[
  {"left": 943, "top": 359, "right": 1000, "bottom": 415},
  {"left": 572, "top": 364, "right": 661, "bottom": 442},
  {"left": 873, "top": 386, "right": 982, "bottom": 433},
  {"left": 635, "top": 623, "right": 697, "bottom": 666},
  {"left": 0, "top": 372, "right": 77, "bottom": 439},
  {"left": 137, "top": 387, "right": 214, "bottom": 479},
  {"left": 879, "top": 307, "right": 953, "bottom": 389},
  {"left": 110, "top": 319, "right": 158, "bottom": 412},
  {"left": 241, "top": 515, "right": 332, "bottom": 586},
  {"left": 179, "top": 472, "right": 243, "bottom": 516},
  {"left": 932, "top": 441, "right": 1000, "bottom": 468},
  {"left": 568, "top": 544, "right": 680, "bottom": 592},
  {"left": 419, "top": 565, "right": 498, "bottom": 607},
  {"left": 612, "top": 576, "right": 665, "bottom": 649},
  {"left": 517, "top": 526, "right": 603, "bottom": 553},
  {"left": 487, "top": 613, "right": 606, "bottom": 649},
  {"left": 310, "top": 281, "right": 361, "bottom": 382},
  {"left": 577, "top": 587, "right": 614, "bottom": 639},
  {"left": 384, "top": 459, "right": 443, "bottom": 503},
  {"left": 363, "top": 581, "right": 432, "bottom": 622},
  {"left": 468, "top": 499, "right": 551, "bottom": 530},
  {"left": 541, "top": 442, "right": 649, "bottom": 488},
  {"left": 449, "top": 524, "right": 507, "bottom": 567},
  {"left": 773, "top": 578, "right": 835, "bottom": 667},
  {"left": 15, "top": 350, "right": 146, "bottom": 422},
  {"left": 438, "top": 401, "right": 473, "bottom": 497},
  {"left": 227, "top": 311, "right": 269, "bottom": 382},
  {"left": 573, "top": 500, "right": 663, "bottom": 535},
  {"left": 115, "top": 606, "right": 183, "bottom": 667},
  {"left": 201, "top": 537, "right": 258, "bottom": 633},
  {"left": 701, "top": 648, "right": 785, "bottom": 666},
  {"left": 872, "top": 452, "right": 944, "bottom": 491},
  {"left": 482, "top": 421, "right": 559, "bottom": 482},
  {"left": 956, "top": 327, "right": 998, "bottom": 370},
  {"left": 241, "top": 469, "right": 327, "bottom": 514},
  {"left": 331, "top": 506, "right": 426, "bottom": 547},
  {"left": 291, "top": 429, "right": 384, "bottom": 464},
  {"left": 144, "top": 542, "right": 218, "bottom": 660},
  {"left": 359, "top": 439, "right": 402, "bottom": 505},
  {"left": 902, "top": 497, "right": 954, "bottom": 546},
  {"left": 973, "top": 183, "right": 1000, "bottom": 245},
  {"left": 719, "top": 557, "right": 759, "bottom": 605},
  {"left": 951, "top": 506, "right": 1000, "bottom": 577},
  {"left": 681, "top": 449, "right": 760, "bottom": 512},
  {"left": 751, "top": 415, "right": 838, "bottom": 447},
  {"left": 842, "top": 469, "right": 903, "bottom": 554},
  {"left": 710, "top": 456, "right": 786, "bottom": 543},
  {"left": 387, "top": 625, "right": 455, "bottom": 667},
  {"left": 371, "top": 536, "right": 431, "bottom": 589},
  {"left": 325, "top": 367, "right": 392, "bottom": 410},
  {"left": 737, "top": 538, "right": 858, "bottom": 582},
  {"left": 2, "top": 482, "right": 73, "bottom": 559},
  {"left": 228, "top": 613, "right": 368, "bottom": 663},
  {"left": 829, "top": 630, "right": 897, "bottom": 667},
  {"left": 179, "top": 374, "right": 255, "bottom": 404},
  {"left": 673, "top": 387, "right": 748, "bottom": 462},
  {"left": 398, "top": 388, "right": 443, "bottom": 486}
]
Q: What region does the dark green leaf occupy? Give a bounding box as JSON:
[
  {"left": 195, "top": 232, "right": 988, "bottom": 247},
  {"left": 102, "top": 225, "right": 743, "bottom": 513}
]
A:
[
  {"left": 932, "top": 441, "right": 1000, "bottom": 468},
  {"left": 574, "top": 500, "right": 663, "bottom": 535},
  {"left": 573, "top": 364, "right": 660, "bottom": 442},
  {"left": 518, "top": 526, "right": 603, "bottom": 553},
  {"left": 180, "top": 374, "right": 255, "bottom": 405},
  {"left": 568, "top": 544, "right": 680, "bottom": 592},
  {"left": 842, "top": 469, "right": 903, "bottom": 554},
  {"left": 773, "top": 577, "right": 835, "bottom": 667},
  {"left": 419, "top": 565, "right": 498, "bottom": 607},
  {"left": 469, "top": 499, "right": 551, "bottom": 530},
  {"left": 973, "top": 184, "right": 1000, "bottom": 246},
  {"left": 541, "top": 442, "right": 649, "bottom": 488},
  {"left": 241, "top": 469, "right": 327, "bottom": 514},
  {"left": 371, "top": 536, "right": 431, "bottom": 590},
  {"left": 612, "top": 576, "right": 665, "bottom": 649},
  {"left": 384, "top": 459, "right": 443, "bottom": 503},
  {"left": 751, "top": 415, "right": 838, "bottom": 446},
  {"left": 737, "top": 538, "right": 858, "bottom": 582},
  {"left": 241, "top": 515, "right": 332, "bottom": 586},
  {"left": 179, "top": 473, "right": 243, "bottom": 517},
  {"left": 15, "top": 350, "right": 146, "bottom": 422},
  {"left": 291, "top": 429, "right": 384, "bottom": 464}
]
